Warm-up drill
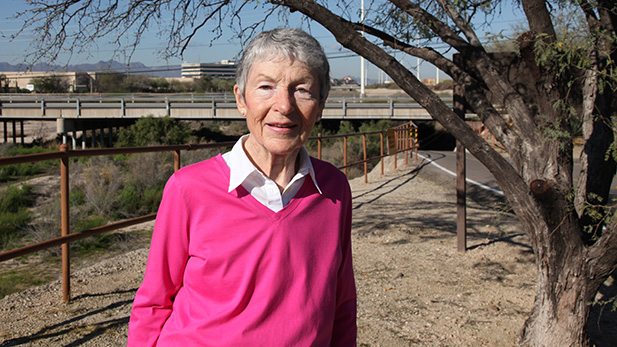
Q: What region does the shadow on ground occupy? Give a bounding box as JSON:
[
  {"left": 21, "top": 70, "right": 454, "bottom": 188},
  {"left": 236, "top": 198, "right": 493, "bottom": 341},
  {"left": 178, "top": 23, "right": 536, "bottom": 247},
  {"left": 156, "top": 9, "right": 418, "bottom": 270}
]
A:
[{"left": 0, "top": 288, "right": 137, "bottom": 347}]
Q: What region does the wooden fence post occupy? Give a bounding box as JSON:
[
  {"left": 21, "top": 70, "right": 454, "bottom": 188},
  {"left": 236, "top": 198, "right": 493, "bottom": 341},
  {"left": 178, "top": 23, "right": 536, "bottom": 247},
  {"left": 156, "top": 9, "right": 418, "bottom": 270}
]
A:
[
  {"left": 60, "top": 144, "right": 71, "bottom": 302},
  {"left": 343, "top": 136, "right": 348, "bottom": 177},
  {"left": 363, "top": 134, "right": 367, "bottom": 184},
  {"left": 174, "top": 150, "right": 181, "bottom": 172},
  {"left": 380, "top": 132, "right": 384, "bottom": 176}
]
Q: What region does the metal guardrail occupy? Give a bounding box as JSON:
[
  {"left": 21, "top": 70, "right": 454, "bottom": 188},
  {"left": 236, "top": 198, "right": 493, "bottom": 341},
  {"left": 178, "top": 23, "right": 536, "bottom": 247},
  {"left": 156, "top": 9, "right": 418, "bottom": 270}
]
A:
[
  {"left": 0, "top": 94, "right": 449, "bottom": 120},
  {"left": 0, "top": 123, "right": 418, "bottom": 302}
]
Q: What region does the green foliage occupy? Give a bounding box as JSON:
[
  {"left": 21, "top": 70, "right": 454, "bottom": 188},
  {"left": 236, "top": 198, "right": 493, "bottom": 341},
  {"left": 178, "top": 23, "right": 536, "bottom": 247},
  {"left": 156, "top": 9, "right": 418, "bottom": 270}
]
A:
[
  {"left": 95, "top": 72, "right": 125, "bottom": 92},
  {"left": 195, "top": 75, "right": 235, "bottom": 93},
  {"left": 70, "top": 189, "right": 86, "bottom": 206},
  {"left": 71, "top": 215, "right": 115, "bottom": 255},
  {"left": 0, "top": 185, "right": 37, "bottom": 247},
  {"left": 115, "top": 181, "right": 164, "bottom": 218},
  {"left": 0, "top": 145, "right": 58, "bottom": 182},
  {"left": 73, "top": 214, "right": 109, "bottom": 233},
  {"left": 0, "top": 269, "right": 52, "bottom": 299},
  {"left": 72, "top": 234, "right": 114, "bottom": 254},
  {"left": 94, "top": 72, "right": 235, "bottom": 93},
  {"left": 30, "top": 75, "right": 70, "bottom": 93},
  {"left": 0, "top": 210, "right": 31, "bottom": 246},
  {"left": 0, "top": 184, "right": 37, "bottom": 213},
  {"left": 117, "top": 116, "right": 190, "bottom": 147}
]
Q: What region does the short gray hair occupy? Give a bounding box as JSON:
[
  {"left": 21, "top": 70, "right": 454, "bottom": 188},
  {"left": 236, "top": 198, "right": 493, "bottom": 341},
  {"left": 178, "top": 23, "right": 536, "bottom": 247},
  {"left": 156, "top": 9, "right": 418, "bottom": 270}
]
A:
[{"left": 236, "top": 27, "right": 330, "bottom": 102}]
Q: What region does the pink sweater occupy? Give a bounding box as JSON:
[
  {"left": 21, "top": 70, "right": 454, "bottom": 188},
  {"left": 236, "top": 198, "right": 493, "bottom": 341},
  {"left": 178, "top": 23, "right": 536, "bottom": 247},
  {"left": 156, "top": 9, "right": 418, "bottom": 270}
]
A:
[{"left": 128, "top": 154, "right": 356, "bottom": 346}]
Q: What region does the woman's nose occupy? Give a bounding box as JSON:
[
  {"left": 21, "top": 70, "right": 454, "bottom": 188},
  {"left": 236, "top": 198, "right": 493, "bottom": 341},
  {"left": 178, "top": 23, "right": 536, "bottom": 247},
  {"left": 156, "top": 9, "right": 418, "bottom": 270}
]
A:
[{"left": 272, "top": 88, "right": 295, "bottom": 115}]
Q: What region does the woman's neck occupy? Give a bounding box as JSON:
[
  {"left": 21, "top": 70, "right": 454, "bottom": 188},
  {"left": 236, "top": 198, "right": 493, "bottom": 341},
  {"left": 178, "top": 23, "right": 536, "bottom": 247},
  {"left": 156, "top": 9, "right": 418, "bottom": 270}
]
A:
[{"left": 242, "top": 137, "right": 301, "bottom": 192}]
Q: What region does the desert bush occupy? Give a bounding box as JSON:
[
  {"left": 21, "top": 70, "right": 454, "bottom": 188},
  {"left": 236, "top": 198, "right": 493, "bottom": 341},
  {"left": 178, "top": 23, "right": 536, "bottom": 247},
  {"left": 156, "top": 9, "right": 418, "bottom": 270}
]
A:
[
  {"left": 28, "top": 196, "right": 62, "bottom": 257},
  {"left": 182, "top": 147, "right": 228, "bottom": 167},
  {"left": 78, "top": 156, "right": 123, "bottom": 217},
  {"left": 0, "top": 145, "right": 58, "bottom": 182},
  {"left": 0, "top": 184, "right": 37, "bottom": 248},
  {"left": 112, "top": 152, "right": 173, "bottom": 218},
  {"left": 117, "top": 116, "right": 190, "bottom": 147}
]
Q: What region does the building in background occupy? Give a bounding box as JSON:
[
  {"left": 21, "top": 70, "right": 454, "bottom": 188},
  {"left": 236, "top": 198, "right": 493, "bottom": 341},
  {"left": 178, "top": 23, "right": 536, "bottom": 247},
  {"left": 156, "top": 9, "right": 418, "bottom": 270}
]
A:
[
  {"left": 181, "top": 60, "right": 237, "bottom": 80},
  {"left": 1, "top": 71, "right": 94, "bottom": 92}
]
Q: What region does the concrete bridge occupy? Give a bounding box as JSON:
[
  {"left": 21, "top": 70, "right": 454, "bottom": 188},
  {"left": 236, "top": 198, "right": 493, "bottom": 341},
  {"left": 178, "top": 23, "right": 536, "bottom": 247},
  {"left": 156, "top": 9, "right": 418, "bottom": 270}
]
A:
[
  {"left": 0, "top": 93, "right": 451, "bottom": 147},
  {"left": 0, "top": 93, "right": 443, "bottom": 120}
]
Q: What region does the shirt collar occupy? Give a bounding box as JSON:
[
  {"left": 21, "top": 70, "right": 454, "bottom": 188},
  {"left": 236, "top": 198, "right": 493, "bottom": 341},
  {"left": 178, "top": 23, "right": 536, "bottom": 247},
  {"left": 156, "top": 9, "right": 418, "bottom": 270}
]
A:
[{"left": 223, "top": 135, "right": 322, "bottom": 194}]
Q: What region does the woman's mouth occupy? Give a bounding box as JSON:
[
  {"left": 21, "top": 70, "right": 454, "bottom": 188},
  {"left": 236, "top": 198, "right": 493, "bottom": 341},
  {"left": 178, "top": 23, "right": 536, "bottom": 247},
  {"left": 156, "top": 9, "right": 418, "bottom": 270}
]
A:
[{"left": 267, "top": 123, "right": 296, "bottom": 129}]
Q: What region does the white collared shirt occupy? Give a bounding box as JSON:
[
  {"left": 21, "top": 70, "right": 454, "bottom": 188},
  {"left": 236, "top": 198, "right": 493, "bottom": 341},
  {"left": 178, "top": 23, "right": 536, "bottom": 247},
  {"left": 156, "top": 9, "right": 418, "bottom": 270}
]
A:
[{"left": 222, "top": 135, "right": 322, "bottom": 212}]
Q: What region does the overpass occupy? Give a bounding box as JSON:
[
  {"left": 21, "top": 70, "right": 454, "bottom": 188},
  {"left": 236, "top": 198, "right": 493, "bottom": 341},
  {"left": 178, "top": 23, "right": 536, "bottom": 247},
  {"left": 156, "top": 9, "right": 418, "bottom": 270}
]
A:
[
  {"left": 0, "top": 93, "right": 444, "bottom": 120},
  {"left": 0, "top": 93, "right": 451, "bottom": 147}
]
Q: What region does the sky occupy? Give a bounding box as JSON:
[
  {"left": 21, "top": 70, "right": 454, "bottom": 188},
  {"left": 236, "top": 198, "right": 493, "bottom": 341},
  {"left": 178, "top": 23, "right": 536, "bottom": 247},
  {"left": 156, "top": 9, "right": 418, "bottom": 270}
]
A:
[{"left": 0, "top": 0, "right": 527, "bottom": 81}]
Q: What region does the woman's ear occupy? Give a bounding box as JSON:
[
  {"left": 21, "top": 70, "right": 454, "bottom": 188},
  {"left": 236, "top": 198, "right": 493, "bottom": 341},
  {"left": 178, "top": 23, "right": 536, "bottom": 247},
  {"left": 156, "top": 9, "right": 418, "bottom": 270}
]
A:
[{"left": 234, "top": 85, "right": 247, "bottom": 117}]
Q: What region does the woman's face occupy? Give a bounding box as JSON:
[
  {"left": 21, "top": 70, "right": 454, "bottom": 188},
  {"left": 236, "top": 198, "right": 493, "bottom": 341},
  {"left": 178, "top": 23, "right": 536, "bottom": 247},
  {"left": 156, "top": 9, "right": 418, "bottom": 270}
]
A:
[{"left": 234, "top": 57, "right": 324, "bottom": 162}]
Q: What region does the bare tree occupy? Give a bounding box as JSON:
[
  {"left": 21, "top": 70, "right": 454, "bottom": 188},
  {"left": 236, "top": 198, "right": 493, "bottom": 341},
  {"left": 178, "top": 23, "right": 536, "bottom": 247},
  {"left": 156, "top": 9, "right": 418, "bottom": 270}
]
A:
[{"left": 10, "top": 0, "right": 617, "bottom": 345}]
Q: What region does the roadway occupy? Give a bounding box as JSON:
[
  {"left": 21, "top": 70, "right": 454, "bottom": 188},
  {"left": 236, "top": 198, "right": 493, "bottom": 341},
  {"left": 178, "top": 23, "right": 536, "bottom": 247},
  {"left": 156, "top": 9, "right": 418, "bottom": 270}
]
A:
[{"left": 414, "top": 149, "right": 617, "bottom": 201}]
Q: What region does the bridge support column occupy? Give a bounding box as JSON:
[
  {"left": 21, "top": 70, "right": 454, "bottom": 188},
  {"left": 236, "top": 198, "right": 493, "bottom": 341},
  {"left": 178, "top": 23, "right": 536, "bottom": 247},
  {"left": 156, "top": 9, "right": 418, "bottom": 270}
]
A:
[
  {"left": 57, "top": 118, "right": 76, "bottom": 149},
  {"left": 3, "top": 121, "right": 6, "bottom": 143}
]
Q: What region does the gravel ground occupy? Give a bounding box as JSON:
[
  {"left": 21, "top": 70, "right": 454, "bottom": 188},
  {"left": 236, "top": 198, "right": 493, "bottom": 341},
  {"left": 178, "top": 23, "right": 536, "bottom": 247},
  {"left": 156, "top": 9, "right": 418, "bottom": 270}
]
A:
[{"left": 0, "top": 153, "right": 615, "bottom": 346}]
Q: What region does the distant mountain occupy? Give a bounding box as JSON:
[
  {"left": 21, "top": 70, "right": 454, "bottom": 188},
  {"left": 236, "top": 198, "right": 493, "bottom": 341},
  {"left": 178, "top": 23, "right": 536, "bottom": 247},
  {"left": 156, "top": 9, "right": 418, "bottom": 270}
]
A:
[{"left": 0, "top": 60, "right": 181, "bottom": 78}]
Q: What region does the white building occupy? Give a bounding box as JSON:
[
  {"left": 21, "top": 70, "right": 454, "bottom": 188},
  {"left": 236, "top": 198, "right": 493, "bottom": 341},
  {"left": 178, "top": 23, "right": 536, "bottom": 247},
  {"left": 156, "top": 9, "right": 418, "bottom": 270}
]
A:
[{"left": 181, "top": 60, "right": 237, "bottom": 80}]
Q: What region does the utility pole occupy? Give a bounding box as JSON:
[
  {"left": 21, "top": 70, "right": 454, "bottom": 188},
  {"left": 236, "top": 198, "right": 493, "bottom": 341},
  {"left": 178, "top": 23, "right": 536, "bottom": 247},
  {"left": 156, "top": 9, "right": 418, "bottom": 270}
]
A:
[{"left": 360, "top": 0, "right": 365, "bottom": 96}]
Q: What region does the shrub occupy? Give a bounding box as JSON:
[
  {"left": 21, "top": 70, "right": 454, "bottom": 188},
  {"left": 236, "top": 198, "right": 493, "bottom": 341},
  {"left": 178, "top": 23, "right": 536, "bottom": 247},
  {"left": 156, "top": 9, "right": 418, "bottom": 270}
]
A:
[
  {"left": 28, "top": 197, "right": 62, "bottom": 257},
  {"left": 78, "top": 156, "right": 123, "bottom": 217},
  {"left": 0, "top": 145, "right": 57, "bottom": 182},
  {"left": 0, "top": 210, "right": 31, "bottom": 247},
  {"left": 117, "top": 116, "right": 190, "bottom": 147},
  {"left": 0, "top": 184, "right": 37, "bottom": 247}
]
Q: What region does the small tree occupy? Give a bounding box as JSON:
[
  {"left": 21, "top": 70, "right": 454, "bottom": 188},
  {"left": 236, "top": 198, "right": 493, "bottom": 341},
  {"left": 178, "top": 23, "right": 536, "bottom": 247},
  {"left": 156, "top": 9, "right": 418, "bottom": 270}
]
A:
[
  {"left": 30, "top": 75, "right": 69, "bottom": 93},
  {"left": 95, "top": 72, "right": 126, "bottom": 93}
]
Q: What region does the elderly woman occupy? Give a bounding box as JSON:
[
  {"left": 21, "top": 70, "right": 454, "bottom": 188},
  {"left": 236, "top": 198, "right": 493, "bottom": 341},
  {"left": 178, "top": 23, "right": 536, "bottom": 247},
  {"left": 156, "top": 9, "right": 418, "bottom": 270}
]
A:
[{"left": 127, "top": 28, "right": 357, "bottom": 346}]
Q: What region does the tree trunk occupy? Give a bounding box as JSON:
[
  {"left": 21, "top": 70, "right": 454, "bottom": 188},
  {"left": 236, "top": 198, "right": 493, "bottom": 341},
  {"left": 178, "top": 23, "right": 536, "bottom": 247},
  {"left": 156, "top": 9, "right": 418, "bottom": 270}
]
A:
[
  {"left": 512, "top": 179, "right": 614, "bottom": 346},
  {"left": 519, "top": 263, "right": 596, "bottom": 346}
]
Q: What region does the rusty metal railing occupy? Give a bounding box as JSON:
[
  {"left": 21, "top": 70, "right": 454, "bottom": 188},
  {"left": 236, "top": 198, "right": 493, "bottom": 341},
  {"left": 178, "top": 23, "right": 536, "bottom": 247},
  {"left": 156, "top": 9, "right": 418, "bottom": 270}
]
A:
[{"left": 0, "top": 122, "right": 417, "bottom": 302}]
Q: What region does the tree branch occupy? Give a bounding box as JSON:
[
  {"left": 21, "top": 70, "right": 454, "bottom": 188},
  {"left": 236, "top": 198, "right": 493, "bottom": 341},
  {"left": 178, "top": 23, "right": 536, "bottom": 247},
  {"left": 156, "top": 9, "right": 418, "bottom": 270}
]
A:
[
  {"left": 433, "top": 0, "right": 483, "bottom": 47},
  {"left": 344, "top": 19, "right": 522, "bottom": 154},
  {"left": 387, "top": 0, "right": 471, "bottom": 51}
]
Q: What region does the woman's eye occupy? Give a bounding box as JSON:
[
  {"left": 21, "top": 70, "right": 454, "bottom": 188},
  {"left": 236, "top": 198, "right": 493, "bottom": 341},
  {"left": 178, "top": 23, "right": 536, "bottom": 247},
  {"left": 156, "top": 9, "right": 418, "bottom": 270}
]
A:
[{"left": 296, "top": 88, "right": 313, "bottom": 98}]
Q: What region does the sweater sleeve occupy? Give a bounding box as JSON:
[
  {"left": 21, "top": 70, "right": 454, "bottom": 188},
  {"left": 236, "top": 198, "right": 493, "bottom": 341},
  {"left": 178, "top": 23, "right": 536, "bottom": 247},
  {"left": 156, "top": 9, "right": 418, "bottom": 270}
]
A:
[
  {"left": 127, "top": 174, "right": 190, "bottom": 347},
  {"left": 331, "top": 181, "right": 358, "bottom": 346}
]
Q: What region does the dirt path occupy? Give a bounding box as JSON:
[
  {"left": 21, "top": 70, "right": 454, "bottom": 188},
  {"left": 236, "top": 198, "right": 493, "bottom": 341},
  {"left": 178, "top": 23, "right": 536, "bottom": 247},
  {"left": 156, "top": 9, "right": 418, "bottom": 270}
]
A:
[{"left": 0, "top": 154, "right": 615, "bottom": 346}]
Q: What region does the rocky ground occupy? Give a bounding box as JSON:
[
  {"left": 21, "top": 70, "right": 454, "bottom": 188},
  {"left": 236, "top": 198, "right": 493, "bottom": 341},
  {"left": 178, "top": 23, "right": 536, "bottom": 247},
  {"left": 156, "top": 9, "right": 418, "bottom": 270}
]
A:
[{"left": 0, "top": 154, "right": 615, "bottom": 346}]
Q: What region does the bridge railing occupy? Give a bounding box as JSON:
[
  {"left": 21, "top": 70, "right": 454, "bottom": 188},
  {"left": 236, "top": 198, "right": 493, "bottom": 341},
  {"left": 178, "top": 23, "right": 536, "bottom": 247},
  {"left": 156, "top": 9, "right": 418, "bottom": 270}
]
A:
[
  {"left": 0, "top": 94, "right": 445, "bottom": 121},
  {"left": 0, "top": 122, "right": 418, "bottom": 302}
]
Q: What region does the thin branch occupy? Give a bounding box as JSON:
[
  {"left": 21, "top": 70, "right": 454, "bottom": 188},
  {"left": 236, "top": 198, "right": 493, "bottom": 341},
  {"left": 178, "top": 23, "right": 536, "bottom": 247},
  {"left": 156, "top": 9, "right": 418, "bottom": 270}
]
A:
[
  {"left": 180, "top": 0, "right": 230, "bottom": 55},
  {"left": 388, "top": 0, "right": 472, "bottom": 51},
  {"left": 433, "top": 0, "right": 483, "bottom": 47}
]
